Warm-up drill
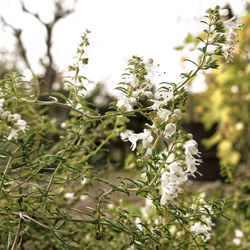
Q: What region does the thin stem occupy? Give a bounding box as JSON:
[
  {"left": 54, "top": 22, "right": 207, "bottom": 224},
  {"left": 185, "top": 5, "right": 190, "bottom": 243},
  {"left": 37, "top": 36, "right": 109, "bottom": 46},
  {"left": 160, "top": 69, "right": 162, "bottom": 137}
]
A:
[
  {"left": 11, "top": 218, "right": 22, "bottom": 250},
  {"left": 178, "top": 219, "right": 201, "bottom": 250},
  {"left": 177, "top": 14, "right": 213, "bottom": 90},
  {"left": 140, "top": 143, "right": 174, "bottom": 191},
  {"left": 23, "top": 99, "right": 150, "bottom": 119},
  {"left": 0, "top": 145, "right": 20, "bottom": 191},
  {"left": 0, "top": 211, "right": 96, "bottom": 224}
]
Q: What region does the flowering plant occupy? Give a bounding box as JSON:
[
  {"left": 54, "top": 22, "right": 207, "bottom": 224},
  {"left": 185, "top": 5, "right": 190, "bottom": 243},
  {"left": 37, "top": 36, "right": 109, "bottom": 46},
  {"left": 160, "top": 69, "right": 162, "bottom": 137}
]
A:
[{"left": 0, "top": 6, "right": 245, "bottom": 249}]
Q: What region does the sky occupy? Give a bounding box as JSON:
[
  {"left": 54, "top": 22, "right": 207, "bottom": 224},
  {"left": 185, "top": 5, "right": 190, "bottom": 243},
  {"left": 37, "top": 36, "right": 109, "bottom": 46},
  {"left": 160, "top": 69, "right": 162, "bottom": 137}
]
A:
[{"left": 0, "top": 0, "right": 248, "bottom": 94}]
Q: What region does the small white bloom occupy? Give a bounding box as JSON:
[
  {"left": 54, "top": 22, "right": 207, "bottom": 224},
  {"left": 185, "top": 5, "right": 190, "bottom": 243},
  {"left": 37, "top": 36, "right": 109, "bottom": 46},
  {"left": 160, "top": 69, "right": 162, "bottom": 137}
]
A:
[
  {"left": 65, "top": 192, "right": 74, "bottom": 199},
  {"left": 8, "top": 114, "right": 21, "bottom": 122},
  {"left": 139, "top": 129, "right": 153, "bottom": 148},
  {"left": 190, "top": 220, "right": 213, "bottom": 242},
  {"left": 120, "top": 129, "right": 134, "bottom": 141},
  {"left": 151, "top": 100, "right": 162, "bottom": 110},
  {"left": 117, "top": 96, "right": 135, "bottom": 111},
  {"left": 15, "top": 120, "right": 27, "bottom": 131},
  {"left": 128, "top": 133, "right": 140, "bottom": 151},
  {"left": 233, "top": 238, "right": 241, "bottom": 246},
  {"left": 184, "top": 140, "right": 199, "bottom": 156},
  {"left": 61, "top": 122, "right": 67, "bottom": 128},
  {"left": 234, "top": 229, "right": 243, "bottom": 238},
  {"left": 173, "top": 109, "right": 182, "bottom": 119},
  {"left": 144, "top": 91, "right": 153, "bottom": 98},
  {"left": 157, "top": 109, "right": 171, "bottom": 121},
  {"left": 164, "top": 123, "right": 176, "bottom": 138},
  {"left": 7, "top": 129, "right": 18, "bottom": 140}
]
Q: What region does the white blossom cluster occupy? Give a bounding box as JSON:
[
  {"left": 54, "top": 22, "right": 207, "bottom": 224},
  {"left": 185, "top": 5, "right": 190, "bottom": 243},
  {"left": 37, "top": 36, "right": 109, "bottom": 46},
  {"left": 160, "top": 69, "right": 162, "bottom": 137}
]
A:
[
  {"left": 116, "top": 80, "right": 153, "bottom": 112},
  {"left": 190, "top": 204, "right": 215, "bottom": 242},
  {"left": 160, "top": 139, "right": 201, "bottom": 205},
  {"left": 116, "top": 60, "right": 154, "bottom": 112},
  {"left": 0, "top": 101, "right": 27, "bottom": 140},
  {"left": 120, "top": 128, "right": 153, "bottom": 152},
  {"left": 219, "top": 9, "right": 242, "bottom": 62}
]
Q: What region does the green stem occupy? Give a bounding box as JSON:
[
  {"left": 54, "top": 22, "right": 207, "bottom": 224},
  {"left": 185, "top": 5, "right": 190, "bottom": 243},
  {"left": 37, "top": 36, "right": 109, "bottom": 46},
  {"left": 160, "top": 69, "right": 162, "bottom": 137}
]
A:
[
  {"left": 23, "top": 99, "right": 150, "bottom": 120},
  {"left": 0, "top": 145, "right": 20, "bottom": 192},
  {"left": 177, "top": 14, "right": 213, "bottom": 90},
  {"left": 11, "top": 218, "right": 22, "bottom": 250}
]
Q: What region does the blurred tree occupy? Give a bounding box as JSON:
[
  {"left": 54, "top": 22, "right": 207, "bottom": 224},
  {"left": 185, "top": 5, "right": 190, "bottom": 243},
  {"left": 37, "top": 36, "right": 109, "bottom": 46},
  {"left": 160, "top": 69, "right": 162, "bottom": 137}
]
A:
[{"left": 0, "top": 0, "right": 78, "bottom": 94}]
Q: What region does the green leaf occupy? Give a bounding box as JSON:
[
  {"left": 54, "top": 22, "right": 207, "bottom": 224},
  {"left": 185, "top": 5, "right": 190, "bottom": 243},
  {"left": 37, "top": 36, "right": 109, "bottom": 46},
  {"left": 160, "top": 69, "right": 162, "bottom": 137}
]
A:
[
  {"left": 54, "top": 219, "right": 65, "bottom": 230},
  {"left": 185, "top": 33, "right": 194, "bottom": 43},
  {"left": 51, "top": 92, "right": 68, "bottom": 102},
  {"left": 174, "top": 45, "right": 184, "bottom": 51}
]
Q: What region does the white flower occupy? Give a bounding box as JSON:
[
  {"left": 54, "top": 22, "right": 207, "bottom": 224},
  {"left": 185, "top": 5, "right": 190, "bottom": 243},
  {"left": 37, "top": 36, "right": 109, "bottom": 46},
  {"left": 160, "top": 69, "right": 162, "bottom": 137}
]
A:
[
  {"left": 164, "top": 123, "right": 176, "bottom": 138},
  {"left": 160, "top": 189, "right": 171, "bottom": 205},
  {"left": 15, "top": 120, "right": 27, "bottom": 131},
  {"left": 234, "top": 229, "right": 243, "bottom": 238},
  {"left": 160, "top": 162, "right": 188, "bottom": 204},
  {"left": 184, "top": 140, "right": 199, "bottom": 157},
  {"left": 128, "top": 133, "right": 140, "bottom": 151},
  {"left": 8, "top": 114, "right": 21, "bottom": 122},
  {"left": 139, "top": 129, "right": 153, "bottom": 148},
  {"left": 173, "top": 109, "right": 182, "bottom": 119},
  {"left": 157, "top": 109, "right": 171, "bottom": 121},
  {"left": 159, "top": 89, "right": 174, "bottom": 103},
  {"left": 61, "top": 122, "right": 67, "bottom": 128},
  {"left": 120, "top": 129, "right": 134, "bottom": 141},
  {"left": 7, "top": 129, "right": 19, "bottom": 140},
  {"left": 190, "top": 220, "right": 213, "bottom": 242},
  {"left": 116, "top": 96, "right": 136, "bottom": 111},
  {"left": 144, "top": 91, "right": 153, "bottom": 98},
  {"left": 123, "top": 129, "right": 153, "bottom": 151},
  {"left": 65, "top": 192, "right": 74, "bottom": 199},
  {"left": 151, "top": 100, "right": 162, "bottom": 110},
  {"left": 220, "top": 15, "right": 242, "bottom": 62},
  {"left": 233, "top": 238, "right": 241, "bottom": 246},
  {"left": 168, "top": 162, "right": 188, "bottom": 184}
]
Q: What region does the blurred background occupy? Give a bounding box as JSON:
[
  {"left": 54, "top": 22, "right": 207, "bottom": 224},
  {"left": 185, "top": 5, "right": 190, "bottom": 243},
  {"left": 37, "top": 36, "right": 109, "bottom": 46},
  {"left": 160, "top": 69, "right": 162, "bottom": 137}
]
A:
[{"left": 0, "top": 0, "right": 249, "bottom": 182}]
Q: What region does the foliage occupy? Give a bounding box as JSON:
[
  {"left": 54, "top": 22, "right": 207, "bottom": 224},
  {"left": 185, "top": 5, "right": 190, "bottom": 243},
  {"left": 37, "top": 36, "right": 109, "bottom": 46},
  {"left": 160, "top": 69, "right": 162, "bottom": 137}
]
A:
[
  {"left": 0, "top": 6, "right": 248, "bottom": 249},
  {"left": 191, "top": 10, "right": 250, "bottom": 182}
]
